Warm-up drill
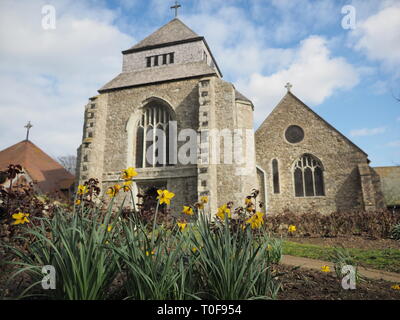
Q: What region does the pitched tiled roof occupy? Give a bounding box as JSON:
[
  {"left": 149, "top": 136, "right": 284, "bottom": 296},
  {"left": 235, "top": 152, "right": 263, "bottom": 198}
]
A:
[
  {"left": 258, "top": 92, "right": 368, "bottom": 157},
  {"left": 99, "top": 61, "right": 217, "bottom": 92},
  {"left": 126, "top": 18, "right": 200, "bottom": 52},
  {"left": 0, "top": 140, "right": 75, "bottom": 193},
  {"left": 235, "top": 90, "right": 253, "bottom": 104}
]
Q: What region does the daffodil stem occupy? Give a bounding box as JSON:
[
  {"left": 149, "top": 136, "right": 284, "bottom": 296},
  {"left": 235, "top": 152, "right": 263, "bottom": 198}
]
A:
[
  {"left": 151, "top": 201, "right": 160, "bottom": 245},
  {"left": 129, "top": 184, "right": 136, "bottom": 214}
]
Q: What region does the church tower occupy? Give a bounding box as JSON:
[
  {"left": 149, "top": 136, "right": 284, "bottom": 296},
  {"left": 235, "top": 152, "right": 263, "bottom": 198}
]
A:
[{"left": 76, "top": 17, "right": 257, "bottom": 213}]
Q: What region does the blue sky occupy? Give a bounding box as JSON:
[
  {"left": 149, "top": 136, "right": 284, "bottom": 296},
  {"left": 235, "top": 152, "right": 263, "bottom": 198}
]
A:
[{"left": 0, "top": 0, "right": 399, "bottom": 166}]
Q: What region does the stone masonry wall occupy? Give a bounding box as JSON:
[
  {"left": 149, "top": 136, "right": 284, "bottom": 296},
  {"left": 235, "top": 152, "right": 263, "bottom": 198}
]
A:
[
  {"left": 76, "top": 94, "right": 109, "bottom": 186},
  {"left": 122, "top": 40, "right": 217, "bottom": 74},
  {"left": 214, "top": 79, "right": 258, "bottom": 209},
  {"left": 98, "top": 78, "right": 204, "bottom": 213}
]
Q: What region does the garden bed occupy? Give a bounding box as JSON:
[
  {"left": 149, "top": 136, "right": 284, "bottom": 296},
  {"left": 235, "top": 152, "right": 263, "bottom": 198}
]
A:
[{"left": 276, "top": 264, "right": 400, "bottom": 300}]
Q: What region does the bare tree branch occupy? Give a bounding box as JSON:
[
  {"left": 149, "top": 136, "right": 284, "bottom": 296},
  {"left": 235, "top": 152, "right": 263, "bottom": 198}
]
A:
[{"left": 57, "top": 155, "right": 77, "bottom": 175}]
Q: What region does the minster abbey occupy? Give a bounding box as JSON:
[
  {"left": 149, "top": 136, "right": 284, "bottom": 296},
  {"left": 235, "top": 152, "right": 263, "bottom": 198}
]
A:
[{"left": 76, "top": 17, "right": 385, "bottom": 214}]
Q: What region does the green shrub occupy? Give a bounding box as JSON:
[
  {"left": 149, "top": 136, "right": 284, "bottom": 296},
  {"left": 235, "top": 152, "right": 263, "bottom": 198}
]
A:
[
  {"left": 328, "top": 247, "right": 364, "bottom": 283},
  {"left": 1, "top": 205, "right": 120, "bottom": 300},
  {"left": 265, "top": 210, "right": 400, "bottom": 238},
  {"left": 189, "top": 214, "right": 281, "bottom": 300},
  {"left": 391, "top": 224, "right": 400, "bottom": 240},
  {"left": 1, "top": 179, "right": 283, "bottom": 300},
  {"left": 109, "top": 215, "right": 193, "bottom": 300}
]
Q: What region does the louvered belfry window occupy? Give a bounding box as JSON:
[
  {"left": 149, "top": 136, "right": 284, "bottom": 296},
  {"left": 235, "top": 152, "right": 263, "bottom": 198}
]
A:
[
  {"left": 293, "top": 154, "right": 325, "bottom": 197},
  {"left": 136, "top": 103, "right": 173, "bottom": 168}
]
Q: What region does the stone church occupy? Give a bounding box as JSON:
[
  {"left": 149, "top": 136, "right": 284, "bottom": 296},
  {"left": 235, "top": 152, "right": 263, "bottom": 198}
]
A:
[{"left": 76, "top": 17, "right": 385, "bottom": 214}]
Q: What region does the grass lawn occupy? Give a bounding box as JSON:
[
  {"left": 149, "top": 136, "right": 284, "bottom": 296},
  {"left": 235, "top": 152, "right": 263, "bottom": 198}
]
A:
[{"left": 283, "top": 241, "right": 400, "bottom": 273}]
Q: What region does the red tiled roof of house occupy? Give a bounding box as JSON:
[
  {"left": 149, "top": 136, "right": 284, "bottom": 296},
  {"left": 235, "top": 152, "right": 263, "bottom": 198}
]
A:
[{"left": 0, "top": 140, "right": 75, "bottom": 193}]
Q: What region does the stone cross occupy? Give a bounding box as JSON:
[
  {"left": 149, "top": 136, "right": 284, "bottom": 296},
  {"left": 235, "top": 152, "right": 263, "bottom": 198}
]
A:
[
  {"left": 24, "top": 121, "right": 33, "bottom": 141},
  {"left": 285, "top": 82, "right": 293, "bottom": 92},
  {"left": 170, "top": 1, "right": 181, "bottom": 17}
]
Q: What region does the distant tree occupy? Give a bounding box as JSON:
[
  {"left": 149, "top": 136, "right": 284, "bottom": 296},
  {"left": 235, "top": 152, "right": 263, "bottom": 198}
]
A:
[{"left": 57, "top": 155, "right": 77, "bottom": 175}]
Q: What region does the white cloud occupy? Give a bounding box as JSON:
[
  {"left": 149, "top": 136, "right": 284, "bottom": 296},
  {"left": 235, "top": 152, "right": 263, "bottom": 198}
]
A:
[
  {"left": 0, "top": 0, "right": 133, "bottom": 157},
  {"left": 185, "top": 6, "right": 359, "bottom": 127},
  {"left": 236, "top": 36, "right": 359, "bottom": 126},
  {"left": 184, "top": 7, "right": 273, "bottom": 79},
  {"left": 351, "top": 4, "right": 400, "bottom": 73},
  {"left": 349, "top": 127, "right": 386, "bottom": 137}
]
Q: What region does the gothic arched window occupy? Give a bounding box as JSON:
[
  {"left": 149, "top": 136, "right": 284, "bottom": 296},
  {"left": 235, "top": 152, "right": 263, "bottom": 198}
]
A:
[
  {"left": 135, "top": 102, "right": 173, "bottom": 168},
  {"left": 293, "top": 154, "right": 325, "bottom": 197}
]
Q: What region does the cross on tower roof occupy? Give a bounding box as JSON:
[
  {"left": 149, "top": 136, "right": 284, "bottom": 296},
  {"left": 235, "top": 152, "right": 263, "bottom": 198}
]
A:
[
  {"left": 285, "top": 82, "right": 293, "bottom": 92},
  {"left": 170, "top": 1, "right": 181, "bottom": 18},
  {"left": 24, "top": 121, "right": 33, "bottom": 141}
]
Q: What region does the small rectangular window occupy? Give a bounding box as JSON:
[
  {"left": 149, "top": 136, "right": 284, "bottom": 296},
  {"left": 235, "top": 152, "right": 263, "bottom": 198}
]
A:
[
  {"left": 162, "top": 54, "right": 167, "bottom": 65},
  {"left": 153, "top": 55, "right": 159, "bottom": 66},
  {"left": 146, "top": 57, "right": 151, "bottom": 68},
  {"left": 169, "top": 53, "right": 174, "bottom": 64}
]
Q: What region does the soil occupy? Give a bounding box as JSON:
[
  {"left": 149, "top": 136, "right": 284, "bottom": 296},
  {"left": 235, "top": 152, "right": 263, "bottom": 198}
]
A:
[
  {"left": 276, "top": 264, "right": 400, "bottom": 300},
  {"left": 2, "top": 263, "right": 399, "bottom": 300},
  {"left": 287, "top": 236, "right": 400, "bottom": 250}
]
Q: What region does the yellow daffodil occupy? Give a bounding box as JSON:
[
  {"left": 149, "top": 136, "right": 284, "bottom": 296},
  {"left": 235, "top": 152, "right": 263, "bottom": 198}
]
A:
[
  {"left": 200, "top": 196, "right": 208, "bottom": 203},
  {"left": 177, "top": 221, "right": 187, "bottom": 231},
  {"left": 246, "top": 212, "right": 264, "bottom": 229},
  {"left": 391, "top": 284, "right": 400, "bottom": 290},
  {"left": 12, "top": 212, "right": 30, "bottom": 225},
  {"left": 75, "top": 199, "right": 81, "bottom": 205},
  {"left": 288, "top": 225, "right": 297, "bottom": 233},
  {"left": 182, "top": 206, "right": 194, "bottom": 216},
  {"left": 123, "top": 180, "right": 132, "bottom": 192},
  {"left": 157, "top": 189, "right": 175, "bottom": 205},
  {"left": 77, "top": 185, "right": 88, "bottom": 195},
  {"left": 107, "top": 225, "right": 113, "bottom": 232},
  {"left": 146, "top": 249, "right": 156, "bottom": 256},
  {"left": 196, "top": 202, "right": 204, "bottom": 210},
  {"left": 266, "top": 244, "right": 272, "bottom": 251},
  {"left": 106, "top": 187, "right": 115, "bottom": 198},
  {"left": 121, "top": 167, "right": 138, "bottom": 180},
  {"left": 106, "top": 184, "right": 122, "bottom": 198},
  {"left": 246, "top": 206, "right": 254, "bottom": 213},
  {"left": 192, "top": 247, "right": 197, "bottom": 253},
  {"left": 216, "top": 204, "right": 231, "bottom": 220},
  {"left": 321, "top": 265, "right": 330, "bottom": 273}
]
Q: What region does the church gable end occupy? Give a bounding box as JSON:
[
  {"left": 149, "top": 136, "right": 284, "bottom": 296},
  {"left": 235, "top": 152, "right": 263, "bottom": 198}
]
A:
[{"left": 255, "top": 92, "right": 381, "bottom": 214}]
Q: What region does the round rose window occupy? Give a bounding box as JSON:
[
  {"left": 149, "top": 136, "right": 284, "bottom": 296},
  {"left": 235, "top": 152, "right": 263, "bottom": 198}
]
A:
[{"left": 285, "top": 125, "right": 304, "bottom": 143}]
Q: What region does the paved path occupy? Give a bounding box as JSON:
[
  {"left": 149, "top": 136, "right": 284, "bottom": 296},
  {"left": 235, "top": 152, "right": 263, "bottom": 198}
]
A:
[{"left": 281, "top": 255, "right": 400, "bottom": 283}]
